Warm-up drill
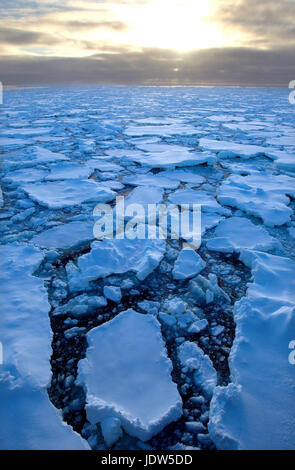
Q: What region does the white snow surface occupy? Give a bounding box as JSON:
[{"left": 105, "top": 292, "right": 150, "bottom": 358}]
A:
[
  {"left": 22, "top": 179, "right": 116, "bottom": 208},
  {"left": 206, "top": 217, "right": 280, "bottom": 253},
  {"left": 209, "top": 251, "right": 295, "bottom": 450},
  {"left": 0, "top": 243, "right": 88, "bottom": 449},
  {"left": 78, "top": 309, "right": 182, "bottom": 442}
]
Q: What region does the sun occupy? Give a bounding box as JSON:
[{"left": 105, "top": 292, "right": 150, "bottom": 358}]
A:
[{"left": 113, "top": 0, "right": 225, "bottom": 52}]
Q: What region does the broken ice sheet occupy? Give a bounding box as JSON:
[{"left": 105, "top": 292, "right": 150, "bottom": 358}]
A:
[
  {"left": 66, "top": 237, "right": 166, "bottom": 292},
  {"left": 78, "top": 309, "right": 182, "bottom": 442},
  {"left": 22, "top": 179, "right": 116, "bottom": 209}
]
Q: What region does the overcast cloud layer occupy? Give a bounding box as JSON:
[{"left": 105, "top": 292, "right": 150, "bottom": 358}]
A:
[{"left": 0, "top": 0, "right": 294, "bottom": 86}]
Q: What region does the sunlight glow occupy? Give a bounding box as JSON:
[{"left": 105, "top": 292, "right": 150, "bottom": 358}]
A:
[{"left": 114, "top": 0, "right": 225, "bottom": 52}]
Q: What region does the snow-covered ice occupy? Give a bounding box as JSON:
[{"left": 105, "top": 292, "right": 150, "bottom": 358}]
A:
[
  {"left": 23, "top": 179, "right": 116, "bottom": 208},
  {"left": 209, "top": 251, "right": 295, "bottom": 450},
  {"left": 178, "top": 341, "right": 217, "bottom": 398},
  {"left": 172, "top": 250, "right": 206, "bottom": 280},
  {"left": 0, "top": 244, "right": 88, "bottom": 449},
  {"left": 32, "top": 221, "right": 94, "bottom": 251},
  {"left": 78, "top": 309, "right": 182, "bottom": 442},
  {"left": 199, "top": 138, "right": 278, "bottom": 160},
  {"left": 206, "top": 217, "right": 280, "bottom": 253},
  {"left": 66, "top": 238, "right": 166, "bottom": 292}
]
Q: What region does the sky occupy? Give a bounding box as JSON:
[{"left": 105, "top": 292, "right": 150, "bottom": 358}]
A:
[{"left": 0, "top": 0, "right": 295, "bottom": 86}]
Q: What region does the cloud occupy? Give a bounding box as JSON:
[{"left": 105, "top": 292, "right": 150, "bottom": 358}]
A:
[
  {"left": 215, "top": 0, "right": 295, "bottom": 47},
  {"left": 60, "top": 20, "right": 127, "bottom": 31},
  {"left": 0, "top": 27, "right": 60, "bottom": 45},
  {"left": 1, "top": 46, "right": 294, "bottom": 86}
]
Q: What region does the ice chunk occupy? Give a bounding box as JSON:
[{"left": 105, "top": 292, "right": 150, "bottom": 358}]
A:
[
  {"left": 266, "top": 136, "right": 295, "bottom": 146},
  {"left": 78, "top": 309, "right": 182, "bottom": 442},
  {"left": 45, "top": 162, "right": 92, "bottom": 180},
  {"left": 272, "top": 151, "right": 295, "bottom": 172},
  {"left": 188, "top": 319, "right": 208, "bottom": 334},
  {"left": 32, "top": 221, "right": 94, "bottom": 251},
  {"left": 178, "top": 341, "right": 217, "bottom": 398},
  {"left": 100, "top": 417, "right": 123, "bottom": 448},
  {"left": 207, "top": 115, "right": 245, "bottom": 122},
  {"left": 122, "top": 173, "right": 180, "bottom": 189},
  {"left": 103, "top": 286, "right": 122, "bottom": 303},
  {"left": 3, "top": 168, "right": 48, "bottom": 184},
  {"left": 160, "top": 169, "right": 206, "bottom": 185},
  {"left": 169, "top": 189, "right": 230, "bottom": 216},
  {"left": 172, "top": 250, "right": 206, "bottom": 280},
  {"left": 125, "top": 185, "right": 164, "bottom": 207},
  {"left": 199, "top": 138, "right": 278, "bottom": 160},
  {"left": 209, "top": 252, "right": 295, "bottom": 450},
  {"left": 206, "top": 217, "right": 280, "bottom": 253},
  {"left": 121, "top": 144, "right": 216, "bottom": 169},
  {"left": 217, "top": 175, "right": 292, "bottom": 226},
  {"left": 23, "top": 179, "right": 116, "bottom": 209},
  {"left": 66, "top": 238, "right": 166, "bottom": 292}
]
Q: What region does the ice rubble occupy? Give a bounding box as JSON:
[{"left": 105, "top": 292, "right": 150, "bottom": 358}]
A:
[
  {"left": 178, "top": 342, "right": 217, "bottom": 398},
  {"left": 78, "top": 309, "right": 182, "bottom": 442},
  {"left": 209, "top": 251, "right": 295, "bottom": 450},
  {"left": 206, "top": 217, "right": 280, "bottom": 253},
  {"left": 0, "top": 244, "right": 88, "bottom": 449},
  {"left": 66, "top": 238, "right": 166, "bottom": 292},
  {"left": 22, "top": 179, "right": 116, "bottom": 209}
]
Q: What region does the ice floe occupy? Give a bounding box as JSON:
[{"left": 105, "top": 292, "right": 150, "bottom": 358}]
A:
[
  {"left": 199, "top": 138, "right": 278, "bottom": 160},
  {"left": 0, "top": 243, "right": 88, "bottom": 449},
  {"left": 209, "top": 251, "right": 295, "bottom": 450},
  {"left": 206, "top": 217, "right": 280, "bottom": 253},
  {"left": 23, "top": 179, "right": 116, "bottom": 208},
  {"left": 32, "top": 221, "right": 94, "bottom": 251},
  {"left": 78, "top": 309, "right": 182, "bottom": 442},
  {"left": 66, "top": 238, "right": 166, "bottom": 292},
  {"left": 217, "top": 175, "right": 293, "bottom": 226},
  {"left": 172, "top": 250, "right": 206, "bottom": 280}
]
